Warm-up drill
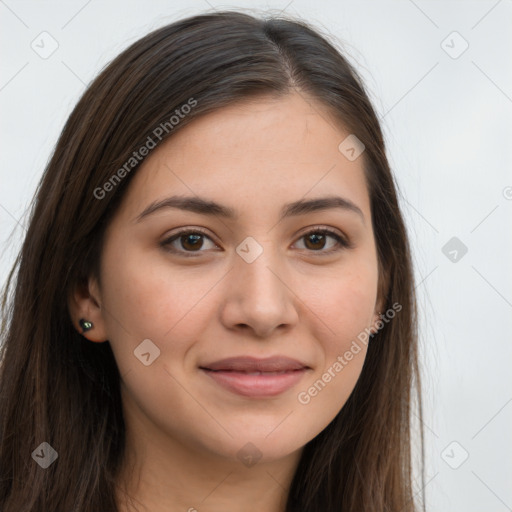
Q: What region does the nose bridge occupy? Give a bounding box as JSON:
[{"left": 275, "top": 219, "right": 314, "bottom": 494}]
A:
[
  {"left": 225, "top": 233, "right": 297, "bottom": 335},
  {"left": 235, "top": 234, "right": 287, "bottom": 300}
]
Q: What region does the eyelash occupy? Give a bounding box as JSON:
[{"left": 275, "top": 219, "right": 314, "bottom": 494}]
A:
[{"left": 160, "top": 226, "right": 352, "bottom": 258}]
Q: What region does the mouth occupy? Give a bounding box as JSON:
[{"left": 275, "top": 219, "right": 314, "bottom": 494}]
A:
[{"left": 199, "top": 356, "right": 311, "bottom": 398}]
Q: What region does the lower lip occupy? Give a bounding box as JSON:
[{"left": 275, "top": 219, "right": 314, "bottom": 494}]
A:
[{"left": 200, "top": 368, "right": 308, "bottom": 398}]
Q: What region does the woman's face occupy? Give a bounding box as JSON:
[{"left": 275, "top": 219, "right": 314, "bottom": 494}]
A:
[{"left": 88, "top": 92, "right": 382, "bottom": 466}]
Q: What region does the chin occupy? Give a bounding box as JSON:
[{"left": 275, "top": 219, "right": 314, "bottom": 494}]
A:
[{"left": 194, "top": 427, "right": 305, "bottom": 465}]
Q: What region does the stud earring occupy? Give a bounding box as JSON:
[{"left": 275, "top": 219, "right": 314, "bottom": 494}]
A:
[{"left": 79, "top": 318, "right": 93, "bottom": 333}]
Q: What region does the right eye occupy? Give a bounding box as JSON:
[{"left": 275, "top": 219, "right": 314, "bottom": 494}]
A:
[{"left": 161, "top": 228, "right": 219, "bottom": 257}]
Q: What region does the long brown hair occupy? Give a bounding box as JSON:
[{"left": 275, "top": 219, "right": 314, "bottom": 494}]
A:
[{"left": 0, "top": 10, "right": 425, "bottom": 511}]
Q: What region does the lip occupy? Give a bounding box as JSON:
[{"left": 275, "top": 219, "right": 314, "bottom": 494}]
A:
[
  {"left": 199, "top": 356, "right": 311, "bottom": 398},
  {"left": 200, "top": 355, "right": 310, "bottom": 372}
]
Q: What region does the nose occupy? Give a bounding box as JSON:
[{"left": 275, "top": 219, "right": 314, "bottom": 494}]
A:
[{"left": 219, "top": 244, "right": 299, "bottom": 339}]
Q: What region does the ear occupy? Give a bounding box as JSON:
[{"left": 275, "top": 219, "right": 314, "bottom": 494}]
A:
[
  {"left": 369, "top": 257, "right": 391, "bottom": 334},
  {"left": 68, "top": 275, "right": 108, "bottom": 343},
  {"left": 369, "top": 297, "right": 386, "bottom": 335}
]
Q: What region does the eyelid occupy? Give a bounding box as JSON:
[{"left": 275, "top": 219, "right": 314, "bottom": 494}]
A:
[
  {"left": 296, "top": 226, "right": 353, "bottom": 251},
  {"left": 160, "top": 225, "right": 352, "bottom": 256}
]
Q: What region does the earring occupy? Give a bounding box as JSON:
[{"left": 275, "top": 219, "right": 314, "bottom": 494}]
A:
[{"left": 79, "top": 318, "right": 93, "bottom": 333}]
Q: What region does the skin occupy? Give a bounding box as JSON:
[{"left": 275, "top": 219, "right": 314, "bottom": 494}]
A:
[{"left": 69, "top": 91, "right": 384, "bottom": 512}]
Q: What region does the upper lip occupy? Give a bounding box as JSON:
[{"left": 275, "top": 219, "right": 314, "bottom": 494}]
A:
[{"left": 200, "top": 356, "right": 310, "bottom": 372}]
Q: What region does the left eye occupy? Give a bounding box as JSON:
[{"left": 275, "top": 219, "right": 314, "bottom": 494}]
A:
[
  {"left": 295, "top": 229, "right": 350, "bottom": 252},
  {"left": 161, "top": 228, "right": 350, "bottom": 257}
]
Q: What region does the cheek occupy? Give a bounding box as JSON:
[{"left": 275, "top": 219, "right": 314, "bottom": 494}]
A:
[
  {"left": 307, "top": 259, "right": 378, "bottom": 353},
  {"left": 294, "top": 272, "right": 375, "bottom": 430},
  {"left": 294, "top": 259, "right": 376, "bottom": 424},
  {"left": 100, "top": 248, "right": 217, "bottom": 367},
  {"left": 294, "top": 343, "right": 367, "bottom": 444}
]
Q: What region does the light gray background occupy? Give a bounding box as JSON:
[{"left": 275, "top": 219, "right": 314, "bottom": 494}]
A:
[{"left": 1, "top": 1, "right": 511, "bottom": 510}]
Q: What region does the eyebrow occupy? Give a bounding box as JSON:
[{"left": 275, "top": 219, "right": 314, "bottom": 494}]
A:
[{"left": 134, "top": 194, "right": 365, "bottom": 225}]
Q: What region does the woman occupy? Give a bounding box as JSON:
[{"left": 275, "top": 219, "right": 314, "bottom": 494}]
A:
[{"left": 0, "top": 10, "right": 425, "bottom": 512}]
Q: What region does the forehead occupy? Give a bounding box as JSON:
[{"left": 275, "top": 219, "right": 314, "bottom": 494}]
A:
[{"left": 115, "top": 92, "right": 371, "bottom": 225}]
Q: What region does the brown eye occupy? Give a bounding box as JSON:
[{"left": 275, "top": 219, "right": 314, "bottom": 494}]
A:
[
  {"left": 295, "top": 228, "right": 350, "bottom": 254},
  {"left": 161, "top": 227, "right": 351, "bottom": 258},
  {"left": 161, "top": 229, "right": 218, "bottom": 256},
  {"left": 303, "top": 231, "right": 329, "bottom": 250},
  {"left": 178, "top": 233, "right": 205, "bottom": 251}
]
